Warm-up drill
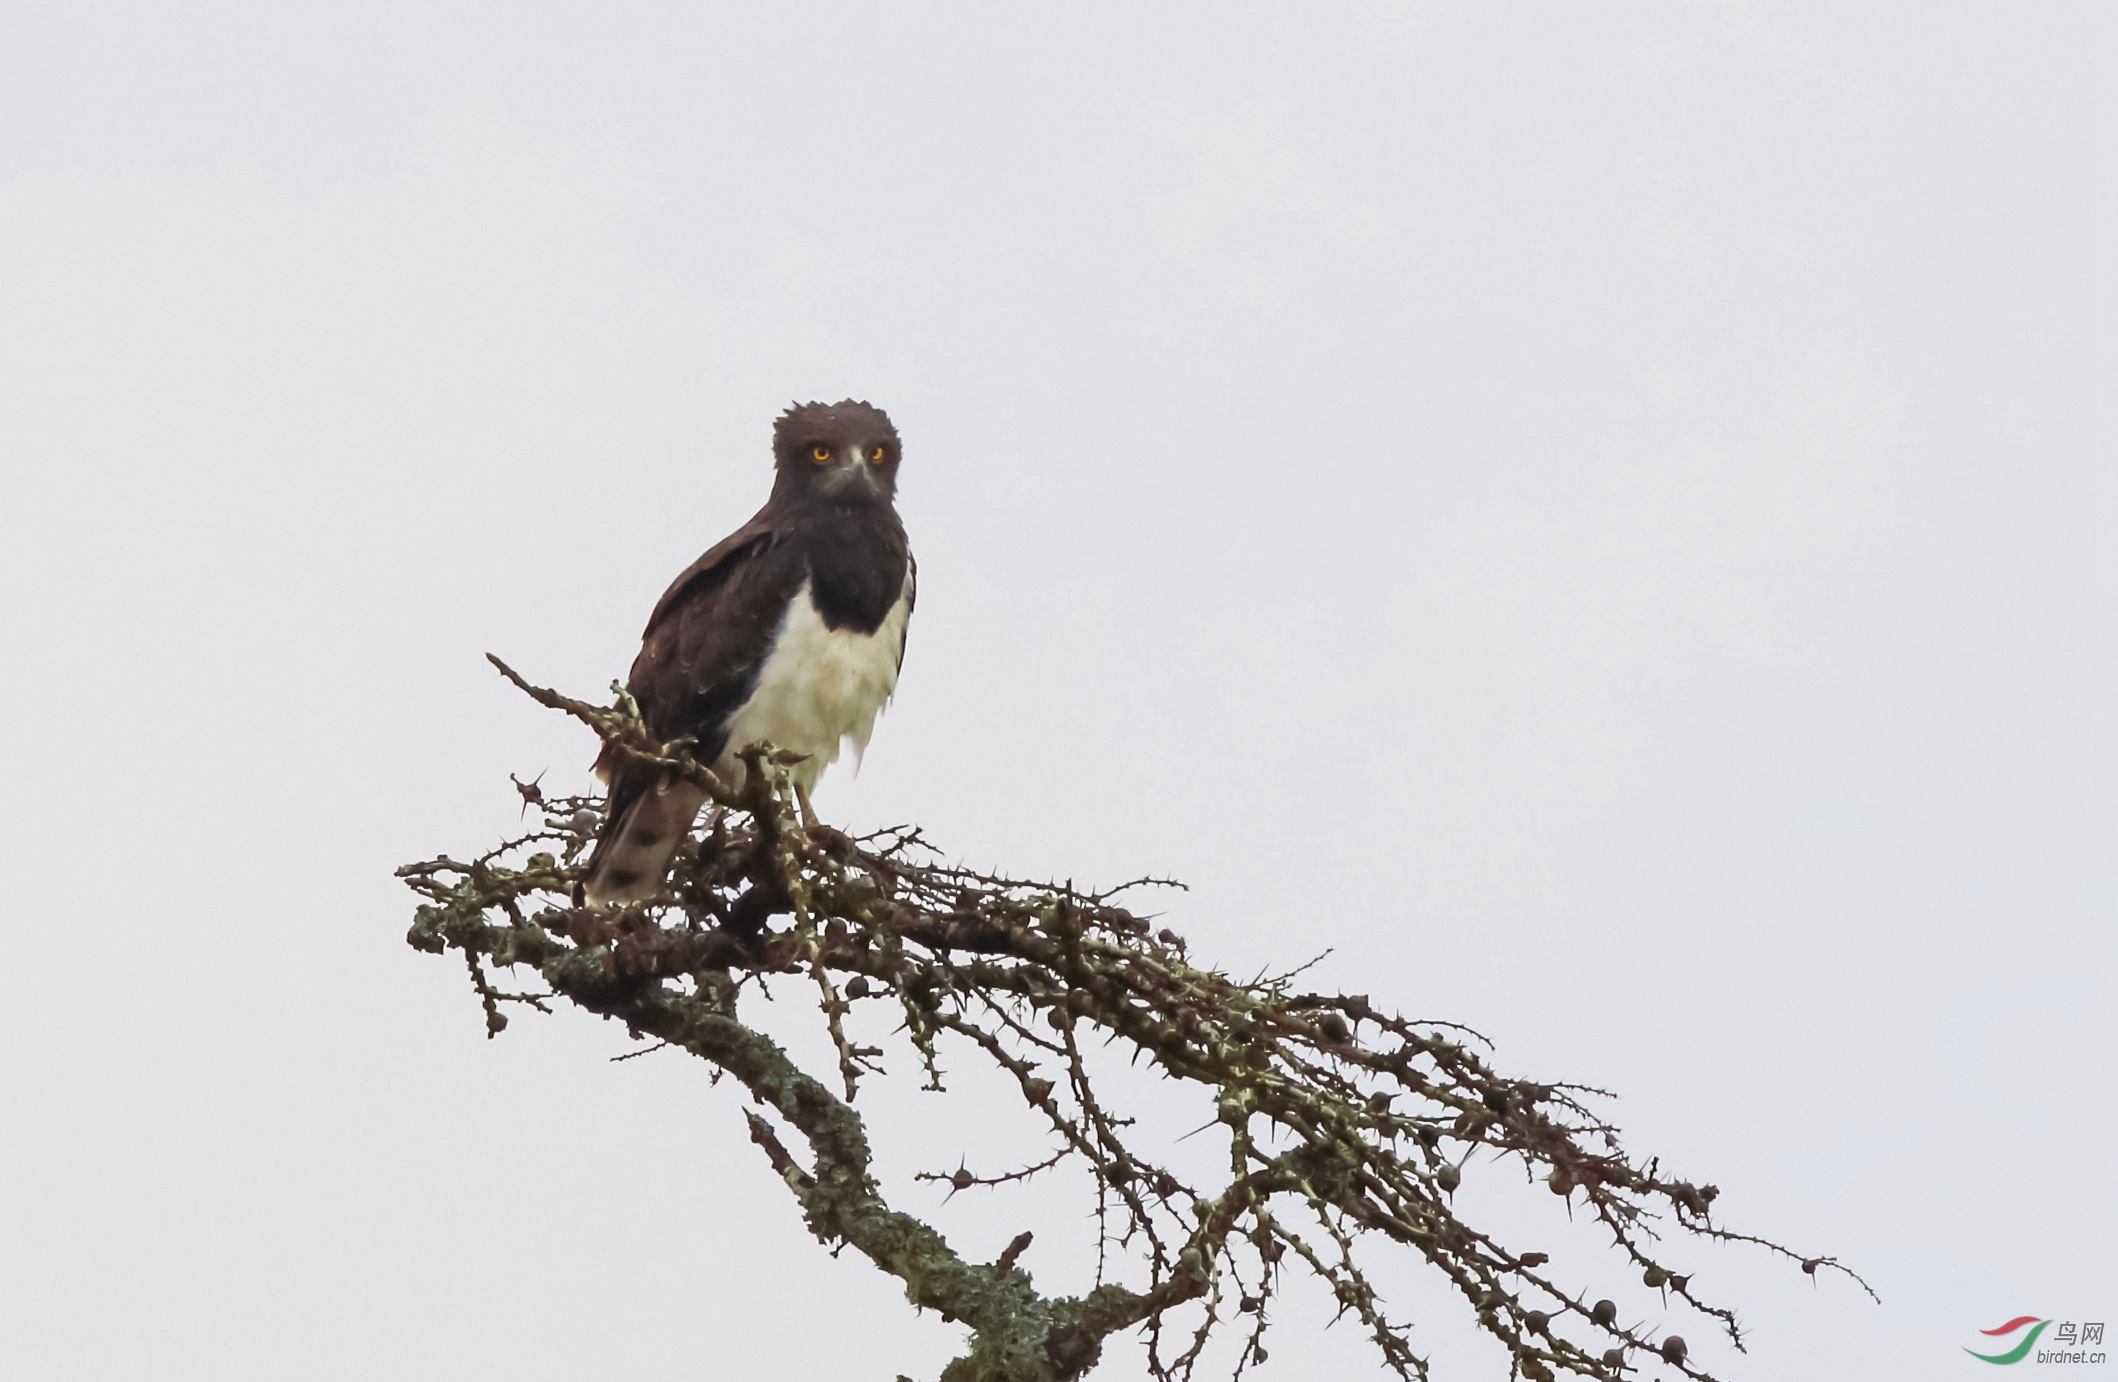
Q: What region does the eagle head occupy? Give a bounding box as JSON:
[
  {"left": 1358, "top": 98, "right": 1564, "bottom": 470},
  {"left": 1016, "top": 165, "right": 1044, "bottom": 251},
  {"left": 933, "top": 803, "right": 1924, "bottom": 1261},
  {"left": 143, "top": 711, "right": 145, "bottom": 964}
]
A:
[{"left": 771, "top": 400, "right": 902, "bottom": 504}]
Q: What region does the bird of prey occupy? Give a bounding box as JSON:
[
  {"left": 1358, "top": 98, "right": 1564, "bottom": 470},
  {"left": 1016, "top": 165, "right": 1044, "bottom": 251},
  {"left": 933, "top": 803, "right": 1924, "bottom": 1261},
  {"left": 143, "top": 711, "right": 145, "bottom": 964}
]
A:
[{"left": 582, "top": 400, "right": 914, "bottom": 904}]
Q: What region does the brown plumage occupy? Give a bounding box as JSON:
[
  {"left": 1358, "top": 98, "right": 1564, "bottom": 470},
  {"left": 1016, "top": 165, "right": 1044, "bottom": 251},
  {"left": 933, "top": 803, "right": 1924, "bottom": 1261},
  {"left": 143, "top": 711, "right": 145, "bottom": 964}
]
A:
[{"left": 582, "top": 401, "right": 915, "bottom": 904}]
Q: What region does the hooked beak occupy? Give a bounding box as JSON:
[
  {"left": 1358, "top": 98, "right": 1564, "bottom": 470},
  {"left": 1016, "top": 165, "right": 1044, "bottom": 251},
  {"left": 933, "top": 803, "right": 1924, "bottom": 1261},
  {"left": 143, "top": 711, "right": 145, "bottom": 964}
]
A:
[{"left": 822, "top": 446, "right": 881, "bottom": 494}]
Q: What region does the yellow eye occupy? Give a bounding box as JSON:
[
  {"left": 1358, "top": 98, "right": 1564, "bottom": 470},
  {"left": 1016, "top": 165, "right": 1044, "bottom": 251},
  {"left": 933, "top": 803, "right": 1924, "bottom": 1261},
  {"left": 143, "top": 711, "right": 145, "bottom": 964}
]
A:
[
  {"left": 810, "top": 444, "right": 832, "bottom": 463},
  {"left": 869, "top": 445, "right": 886, "bottom": 462}
]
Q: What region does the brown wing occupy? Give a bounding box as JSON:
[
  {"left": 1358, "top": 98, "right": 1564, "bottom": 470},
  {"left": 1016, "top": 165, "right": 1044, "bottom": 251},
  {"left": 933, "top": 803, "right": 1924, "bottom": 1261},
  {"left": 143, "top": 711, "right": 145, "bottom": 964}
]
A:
[
  {"left": 583, "top": 507, "right": 809, "bottom": 900},
  {"left": 897, "top": 550, "right": 917, "bottom": 670},
  {"left": 595, "top": 508, "right": 808, "bottom": 779},
  {"left": 643, "top": 508, "right": 783, "bottom": 634}
]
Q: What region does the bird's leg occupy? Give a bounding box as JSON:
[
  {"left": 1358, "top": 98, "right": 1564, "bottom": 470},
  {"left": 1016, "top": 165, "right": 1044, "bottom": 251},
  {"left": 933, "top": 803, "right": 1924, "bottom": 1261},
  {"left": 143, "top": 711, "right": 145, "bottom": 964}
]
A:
[{"left": 794, "top": 782, "right": 822, "bottom": 835}]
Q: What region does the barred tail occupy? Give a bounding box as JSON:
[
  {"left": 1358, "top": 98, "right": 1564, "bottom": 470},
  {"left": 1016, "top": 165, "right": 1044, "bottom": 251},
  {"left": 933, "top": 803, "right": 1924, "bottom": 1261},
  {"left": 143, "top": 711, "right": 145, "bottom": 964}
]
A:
[{"left": 582, "top": 777, "right": 708, "bottom": 904}]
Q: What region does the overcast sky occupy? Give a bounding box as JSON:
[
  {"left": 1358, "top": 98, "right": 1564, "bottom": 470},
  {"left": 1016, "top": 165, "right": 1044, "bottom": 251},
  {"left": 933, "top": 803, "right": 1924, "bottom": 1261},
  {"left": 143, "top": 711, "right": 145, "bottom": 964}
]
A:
[{"left": 0, "top": 5, "right": 2110, "bottom": 1381}]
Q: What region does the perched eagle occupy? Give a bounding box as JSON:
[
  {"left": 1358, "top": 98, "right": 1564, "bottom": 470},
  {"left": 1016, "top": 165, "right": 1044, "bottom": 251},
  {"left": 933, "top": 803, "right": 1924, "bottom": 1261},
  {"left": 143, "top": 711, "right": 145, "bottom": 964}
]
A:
[{"left": 582, "top": 400, "right": 914, "bottom": 904}]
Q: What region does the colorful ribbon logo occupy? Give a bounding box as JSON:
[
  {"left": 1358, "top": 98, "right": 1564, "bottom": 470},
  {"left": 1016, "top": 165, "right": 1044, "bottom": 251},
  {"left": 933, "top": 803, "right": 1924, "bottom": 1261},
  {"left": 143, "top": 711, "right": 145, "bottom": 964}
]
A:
[{"left": 1966, "top": 1317, "right": 2049, "bottom": 1365}]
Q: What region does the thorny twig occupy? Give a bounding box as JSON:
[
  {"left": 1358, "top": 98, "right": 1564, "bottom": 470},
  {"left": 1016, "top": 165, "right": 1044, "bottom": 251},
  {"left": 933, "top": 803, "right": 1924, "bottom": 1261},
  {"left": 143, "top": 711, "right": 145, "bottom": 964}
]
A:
[{"left": 399, "top": 660, "right": 1874, "bottom": 1382}]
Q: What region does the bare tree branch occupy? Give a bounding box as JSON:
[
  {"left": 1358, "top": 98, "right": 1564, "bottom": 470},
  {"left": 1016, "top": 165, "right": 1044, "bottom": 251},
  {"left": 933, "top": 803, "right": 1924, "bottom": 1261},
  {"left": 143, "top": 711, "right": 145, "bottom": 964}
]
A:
[{"left": 400, "top": 662, "right": 1873, "bottom": 1382}]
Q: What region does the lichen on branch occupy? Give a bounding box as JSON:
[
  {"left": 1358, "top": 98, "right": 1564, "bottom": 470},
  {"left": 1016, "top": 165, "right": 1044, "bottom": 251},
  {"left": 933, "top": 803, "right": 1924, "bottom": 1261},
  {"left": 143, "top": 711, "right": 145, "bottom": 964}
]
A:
[{"left": 398, "top": 658, "right": 1872, "bottom": 1382}]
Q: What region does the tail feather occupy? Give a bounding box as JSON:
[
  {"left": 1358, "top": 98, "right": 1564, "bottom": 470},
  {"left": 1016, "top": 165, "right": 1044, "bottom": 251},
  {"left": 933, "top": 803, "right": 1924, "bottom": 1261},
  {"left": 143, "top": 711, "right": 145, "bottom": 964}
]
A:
[{"left": 582, "top": 777, "right": 708, "bottom": 904}]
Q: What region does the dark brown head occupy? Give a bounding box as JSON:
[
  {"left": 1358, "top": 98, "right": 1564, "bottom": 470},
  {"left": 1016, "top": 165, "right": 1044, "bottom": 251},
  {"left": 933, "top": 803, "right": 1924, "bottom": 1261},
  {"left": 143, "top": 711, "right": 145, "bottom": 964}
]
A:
[{"left": 770, "top": 400, "right": 901, "bottom": 505}]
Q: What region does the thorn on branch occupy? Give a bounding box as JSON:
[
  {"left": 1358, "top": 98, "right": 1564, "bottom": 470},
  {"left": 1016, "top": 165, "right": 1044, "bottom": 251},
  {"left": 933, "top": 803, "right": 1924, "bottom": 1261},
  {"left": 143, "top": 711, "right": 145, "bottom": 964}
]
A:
[
  {"left": 510, "top": 770, "right": 545, "bottom": 816},
  {"left": 404, "top": 661, "right": 1877, "bottom": 1382}
]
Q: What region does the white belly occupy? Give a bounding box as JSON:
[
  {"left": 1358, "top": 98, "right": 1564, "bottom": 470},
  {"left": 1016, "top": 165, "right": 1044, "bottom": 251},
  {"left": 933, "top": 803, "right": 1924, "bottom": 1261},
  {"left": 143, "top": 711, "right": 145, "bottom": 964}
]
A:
[{"left": 718, "top": 576, "right": 911, "bottom": 792}]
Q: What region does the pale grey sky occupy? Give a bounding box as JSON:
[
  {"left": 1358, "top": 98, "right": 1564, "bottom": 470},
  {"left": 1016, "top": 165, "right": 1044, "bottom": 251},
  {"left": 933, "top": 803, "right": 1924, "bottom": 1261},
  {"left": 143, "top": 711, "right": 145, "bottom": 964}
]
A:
[{"left": 0, "top": 5, "right": 2109, "bottom": 1381}]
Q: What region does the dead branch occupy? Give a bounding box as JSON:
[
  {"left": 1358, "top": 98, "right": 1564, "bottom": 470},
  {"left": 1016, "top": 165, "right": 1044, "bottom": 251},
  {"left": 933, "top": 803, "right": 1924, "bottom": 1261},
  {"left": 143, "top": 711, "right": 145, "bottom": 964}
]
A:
[{"left": 399, "top": 661, "right": 1872, "bottom": 1382}]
